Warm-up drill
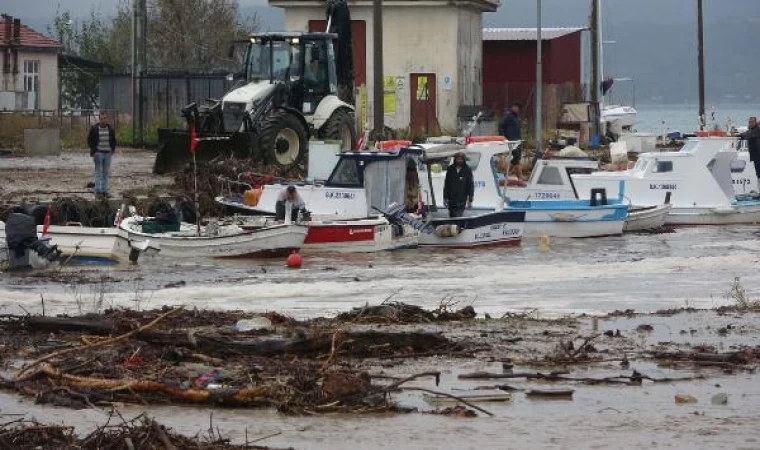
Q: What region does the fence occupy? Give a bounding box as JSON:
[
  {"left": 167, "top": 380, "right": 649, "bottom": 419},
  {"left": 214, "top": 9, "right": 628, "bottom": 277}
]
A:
[
  {"left": 0, "top": 109, "right": 121, "bottom": 150},
  {"left": 100, "top": 73, "right": 233, "bottom": 146}
]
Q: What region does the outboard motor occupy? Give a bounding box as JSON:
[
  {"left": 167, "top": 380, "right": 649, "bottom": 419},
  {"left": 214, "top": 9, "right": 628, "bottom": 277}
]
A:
[
  {"left": 5, "top": 211, "right": 61, "bottom": 270},
  {"left": 377, "top": 203, "right": 435, "bottom": 235}
]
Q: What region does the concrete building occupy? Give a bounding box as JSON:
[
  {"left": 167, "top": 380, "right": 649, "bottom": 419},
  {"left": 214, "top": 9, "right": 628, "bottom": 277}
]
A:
[
  {"left": 270, "top": 0, "right": 499, "bottom": 134},
  {"left": 0, "top": 14, "right": 62, "bottom": 111},
  {"left": 482, "top": 27, "right": 586, "bottom": 127}
]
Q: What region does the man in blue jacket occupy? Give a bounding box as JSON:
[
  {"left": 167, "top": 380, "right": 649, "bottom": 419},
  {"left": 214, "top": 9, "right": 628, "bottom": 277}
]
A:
[{"left": 499, "top": 102, "right": 523, "bottom": 179}]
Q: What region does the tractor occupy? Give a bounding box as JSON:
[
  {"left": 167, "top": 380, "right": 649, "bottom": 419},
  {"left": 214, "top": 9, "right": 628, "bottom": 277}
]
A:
[{"left": 154, "top": 29, "right": 356, "bottom": 174}]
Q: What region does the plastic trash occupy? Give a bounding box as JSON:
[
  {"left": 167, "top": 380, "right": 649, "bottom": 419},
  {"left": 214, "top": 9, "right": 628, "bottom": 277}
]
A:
[{"left": 235, "top": 317, "right": 273, "bottom": 332}]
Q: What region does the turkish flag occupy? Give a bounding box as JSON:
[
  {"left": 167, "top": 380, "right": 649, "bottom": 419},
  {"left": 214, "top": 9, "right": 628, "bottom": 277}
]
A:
[
  {"left": 190, "top": 126, "right": 198, "bottom": 153},
  {"left": 42, "top": 208, "right": 51, "bottom": 236}
]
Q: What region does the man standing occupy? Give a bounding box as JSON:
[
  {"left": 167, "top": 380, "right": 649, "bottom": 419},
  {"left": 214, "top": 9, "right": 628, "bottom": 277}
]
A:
[
  {"left": 443, "top": 152, "right": 474, "bottom": 218},
  {"left": 499, "top": 102, "right": 523, "bottom": 179},
  {"left": 87, "top": 112, "right": 116, "bottom": 198},
  {"left": 740, "top": 116, "right": 760, "bottom": 180}
]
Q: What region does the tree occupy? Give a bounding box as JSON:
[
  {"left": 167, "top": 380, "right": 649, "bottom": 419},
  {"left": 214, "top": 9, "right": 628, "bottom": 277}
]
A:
[
  {"left": 146, "top": 0, "right": 258, "bottom": 72},
  {"left": 50, "top": 6, "right": 131, "bottom": 109}
]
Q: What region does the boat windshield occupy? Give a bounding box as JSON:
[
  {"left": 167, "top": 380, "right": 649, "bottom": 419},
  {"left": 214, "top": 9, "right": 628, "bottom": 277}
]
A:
[
  {"left": 680, "top": 141, "right": 699, "bottom": 153},
  {"left": 633, "top": 158, "right": 649, "bottom": 172}
]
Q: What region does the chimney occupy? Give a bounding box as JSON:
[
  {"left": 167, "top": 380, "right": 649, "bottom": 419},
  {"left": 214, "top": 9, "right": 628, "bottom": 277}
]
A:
[
  {"left": 12, "top": 19, "right": 20, "bottom": 44},
  {"left": 3, "top": 15, "right": 11, "bottom": 46}
]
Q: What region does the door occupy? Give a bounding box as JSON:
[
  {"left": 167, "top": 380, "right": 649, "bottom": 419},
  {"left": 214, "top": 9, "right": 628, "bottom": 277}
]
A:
[{"left": 410, "top": 73, "right": 437, "bottom": 134}]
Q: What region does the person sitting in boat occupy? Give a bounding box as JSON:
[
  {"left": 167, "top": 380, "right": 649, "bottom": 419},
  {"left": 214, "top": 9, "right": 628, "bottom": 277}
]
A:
[
  {"left": 740, "top": 116, "right": 760, "bottom": 182},
  {"left": 276, "top": 185, "right": 307, "bottom": 222},
  {"left": 443, "top": 152, "right": 474, "bottom": 218}
]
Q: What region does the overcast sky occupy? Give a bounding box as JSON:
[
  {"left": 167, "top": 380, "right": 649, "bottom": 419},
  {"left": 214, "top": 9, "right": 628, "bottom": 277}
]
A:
[{"left": 4, "top": 0, "right": 758, "bottom": 104}]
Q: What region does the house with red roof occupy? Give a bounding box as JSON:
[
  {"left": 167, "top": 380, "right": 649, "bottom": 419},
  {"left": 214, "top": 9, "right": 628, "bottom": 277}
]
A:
[{"left": 0, "top": 14, "right": 62, "bottom": 110}]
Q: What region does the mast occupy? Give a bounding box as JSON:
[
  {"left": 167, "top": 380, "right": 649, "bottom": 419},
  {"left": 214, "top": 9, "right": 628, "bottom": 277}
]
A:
[
  {"left": 534, "top": 0, "right": 543, "bottom": 161},
  {"left": 697, "top": 0, "right": 705, "bottom": 130}
]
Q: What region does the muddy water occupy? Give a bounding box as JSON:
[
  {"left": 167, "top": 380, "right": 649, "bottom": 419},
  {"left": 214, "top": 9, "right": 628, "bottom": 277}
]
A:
[
  {"left": 1, "top": 225, "right": 759, "bottom": 317},
  {"left": 3, "top": 227, "right": 760, "bottom": 448}
]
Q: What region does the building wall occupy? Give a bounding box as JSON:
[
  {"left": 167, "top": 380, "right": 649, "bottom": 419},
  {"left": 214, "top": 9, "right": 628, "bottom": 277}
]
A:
[
  {"left": 0, "top": 50, "right": 58, "bottom": 110},
  {"left": 284, "top": 6, "right": 466, "bottom": 131},
  {"left": 482, "top": 32, "right": 583, "bottom": 123}
]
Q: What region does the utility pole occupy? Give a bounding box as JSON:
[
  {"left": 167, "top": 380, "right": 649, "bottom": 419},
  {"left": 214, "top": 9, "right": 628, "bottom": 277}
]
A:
[
  {"left": 132, "top": 0, "right": 147, "bottom": 146},
  {"left": 534, "top": 0, "right": 543, "bottom": 162},
  {"left": 589, "top": 0, "right": 600, "bottom": 143},
  {"left": 372, "top": 0, "right": 384, "bottom": 140},
  {"left": 697, "top": 0, "right": 705, "bottom": 130}
]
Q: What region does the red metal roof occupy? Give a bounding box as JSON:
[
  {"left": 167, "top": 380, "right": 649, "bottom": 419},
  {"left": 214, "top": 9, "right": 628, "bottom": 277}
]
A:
[
  {"left": 0, "top": 17, "right": 62, "bottom": 50},
  {"left": 483, "top": 27, "right": 586, "bottom": 41}
]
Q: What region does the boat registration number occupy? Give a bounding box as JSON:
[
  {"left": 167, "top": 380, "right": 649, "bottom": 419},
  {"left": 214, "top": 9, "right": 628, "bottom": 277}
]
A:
[
  {"left": 535, "top": 192, "right": 560, "bottom": 199},
  {"left": 649, "top": 183, "right": 677, "bottom": 190},
  {"left": 325, "top": 191, "right": 356, "bottom": 200}
]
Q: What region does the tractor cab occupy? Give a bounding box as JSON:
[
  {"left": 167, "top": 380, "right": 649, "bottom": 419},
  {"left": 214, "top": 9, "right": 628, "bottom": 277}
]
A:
[{"left": 244, "top": 33, "right": 339, "bottom": 116}]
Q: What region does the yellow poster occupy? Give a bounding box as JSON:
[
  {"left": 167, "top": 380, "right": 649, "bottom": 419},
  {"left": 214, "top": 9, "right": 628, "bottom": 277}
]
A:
[
  {"left": 416, "top": 76, "right": 428, "bottom": 100},
  {"left": 359, "top": 85, "right": 368, "bottom": 132},
  {"left": 383, "top": 76, "right": 397, "bottom": 114}
]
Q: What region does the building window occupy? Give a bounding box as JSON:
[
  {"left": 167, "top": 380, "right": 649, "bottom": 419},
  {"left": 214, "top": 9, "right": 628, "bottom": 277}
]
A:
[{"left": 23, "top": 60, "right": 40, "bottom": 93}]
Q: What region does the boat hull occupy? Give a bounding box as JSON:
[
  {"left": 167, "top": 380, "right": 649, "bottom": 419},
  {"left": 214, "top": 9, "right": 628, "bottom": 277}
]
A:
[
  {"left": 119, "top": 219, "right": 307, "bottom": 258},
  {"left": 303, "top": 220, "right": 419, "bottom": 253},
  {"left": 506, "top": 202, "right": 627, "bottom": 238},
  {"left": 419, "top": 210, "right": 524, "bottom": 248},
  {"left": 666, "top": 201, "right": 760, "bottom": 225},
  {"left": 625, "top": 204, "right": 671, "bottom": 232}
]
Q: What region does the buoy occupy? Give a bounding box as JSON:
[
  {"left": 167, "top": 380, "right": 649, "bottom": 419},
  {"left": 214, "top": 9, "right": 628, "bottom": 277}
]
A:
[{"left": 286, "top": 250, "right": 303, "bottom": 269}]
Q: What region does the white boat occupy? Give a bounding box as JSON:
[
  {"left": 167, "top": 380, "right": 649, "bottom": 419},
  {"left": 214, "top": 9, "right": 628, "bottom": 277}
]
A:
[
  {"left": 418, "top": 208, "right": 524, "bottom": 248},
  {"left": 602, "top": 104, "right": 638, "bottom": 129},
  {"left": 419, "top": 140, "right": 628, "bottom": 238},
  {"left": 624, "top": 203, "right": 672, "bottom": 232},
  {"left": 501, "top": 157, "right": 670, "bottom": 232},
  {"left": 118, "top": 217, "right": 307, "bottom": 258},
  {"left": 0, "top": 220, "right": 154, "bottom": 262},
  {"left": 218, "top": 148, "right": 426, "bottom": 220},
  {"left": 216, "top": 192, "right": 419, "bottom": 253},
  {"left": 572, "top": 137, "right": 760, "bottom": 225}
]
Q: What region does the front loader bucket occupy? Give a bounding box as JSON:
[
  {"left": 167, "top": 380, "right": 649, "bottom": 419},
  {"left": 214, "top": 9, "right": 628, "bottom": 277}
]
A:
[{"left": 153, "top": 129, "right": 261, "bottom": 175}]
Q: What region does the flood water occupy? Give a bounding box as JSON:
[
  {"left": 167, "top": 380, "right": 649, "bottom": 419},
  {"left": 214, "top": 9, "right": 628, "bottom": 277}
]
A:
[
  {"left": 2, "top": 225, "right": 760, "bottom": 448},
  {"left": 1, "top": 225, "right": 759, "bottom": 318}
]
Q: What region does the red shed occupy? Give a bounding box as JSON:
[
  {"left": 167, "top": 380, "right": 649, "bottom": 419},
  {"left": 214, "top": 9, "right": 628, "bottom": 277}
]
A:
[{"left": 482, "top": 27, "right": 586, "bottom": 124}]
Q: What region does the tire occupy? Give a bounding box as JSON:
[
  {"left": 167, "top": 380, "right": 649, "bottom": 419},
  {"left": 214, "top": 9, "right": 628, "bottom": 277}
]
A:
[
  {"left": 319, "top": 108, "right": 357, "bottom": 151},
  {"left": 260, "top": 110, "right": 308, "bottom": 168}
]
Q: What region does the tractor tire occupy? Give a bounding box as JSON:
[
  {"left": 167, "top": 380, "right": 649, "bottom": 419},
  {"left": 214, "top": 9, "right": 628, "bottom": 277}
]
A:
[
  {"left": 319, "top": 108, "right": 357, "bottom": 151},
  {"left": 260, "top": 110, "right": 308, "bottom": 169}
]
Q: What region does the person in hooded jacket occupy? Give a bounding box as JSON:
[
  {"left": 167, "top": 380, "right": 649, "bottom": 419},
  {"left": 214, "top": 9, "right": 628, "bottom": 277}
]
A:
[
  {"left": 740, "top": 116, "right": 760, "bottom": 181},
  {"left": 443, "top": 152, "right": 474, "bottom": 218}
]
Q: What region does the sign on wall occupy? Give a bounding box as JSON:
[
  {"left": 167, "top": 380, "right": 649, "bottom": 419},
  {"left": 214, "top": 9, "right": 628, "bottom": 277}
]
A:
[{"left": 442, "top": 74, "right": 453, "bottom": 92}]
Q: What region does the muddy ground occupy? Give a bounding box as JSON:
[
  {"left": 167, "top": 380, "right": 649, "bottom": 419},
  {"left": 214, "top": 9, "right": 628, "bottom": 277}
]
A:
[{"left": 0, "top": 149, "right": 174, "bottom": 203}]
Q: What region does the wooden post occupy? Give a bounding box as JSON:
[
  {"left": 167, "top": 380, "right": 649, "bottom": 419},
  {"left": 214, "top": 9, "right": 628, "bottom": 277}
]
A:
[
  {"left": 534, "top": 0, "right": 543, "bottom": 163},
  {"left": 372, "top": 0, "right": 384, "bottom": 139},
  {"left": 589, "top": 0, "right": 600, "bottom": 142}
]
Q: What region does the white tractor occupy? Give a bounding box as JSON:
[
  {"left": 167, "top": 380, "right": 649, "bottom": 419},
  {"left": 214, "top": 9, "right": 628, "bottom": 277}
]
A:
[{"left": 155, "top": 31, "right": 356, "bottom": 174}]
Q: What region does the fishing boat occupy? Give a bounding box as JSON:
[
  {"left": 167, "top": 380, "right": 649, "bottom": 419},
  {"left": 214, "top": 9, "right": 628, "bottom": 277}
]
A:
[
  {"left": 118, "top": 216, "right": 307, "bottom": 258},
  {"left": 417, "top": 209, "right": 524, "bottom": 248},
  {"left": 500, "top": 157, "right": 670, "bottom": 232},
  {"left": 216, "top": 177, "right": 419, "bottom": 253},
  {"left": 419, "top": 140, "right": 628, "bottom": 238},
  {"left": 572, "top": 137, "right": 760, "bottom": 225}
]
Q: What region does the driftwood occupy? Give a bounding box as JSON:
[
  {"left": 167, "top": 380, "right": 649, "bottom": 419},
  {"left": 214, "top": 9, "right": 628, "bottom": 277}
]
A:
[
  {"left": 651, "top": 351, "right": 755, "bottom": 365},
  {"left": 20, "top": 364, "right": 277, "bottom": 406},
  {"left": 458, "top": 370, "right": 702, "bottom": 385}
]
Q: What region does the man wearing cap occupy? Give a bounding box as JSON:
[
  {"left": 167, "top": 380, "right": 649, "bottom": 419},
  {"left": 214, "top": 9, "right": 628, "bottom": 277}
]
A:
[
  {"left": 275, "top": 185, "right": 307, "bottom": 221},
  {"left": 443, "top": 152, "right": 474, "bottom": 218}
]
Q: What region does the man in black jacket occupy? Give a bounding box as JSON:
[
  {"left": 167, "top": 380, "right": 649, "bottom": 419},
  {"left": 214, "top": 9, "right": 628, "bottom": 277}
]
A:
[
  {"left": 499, "top": 102, "right": 523, "bottom": 179},
  {"left": 740, "top": 116, "right": 760, "bottom": 179},
  {"left": 443, "top": 152, "right": 474, "bottom": 218},
  {"left": 87, "top": 112, "right": 116, "bottom": 197}
]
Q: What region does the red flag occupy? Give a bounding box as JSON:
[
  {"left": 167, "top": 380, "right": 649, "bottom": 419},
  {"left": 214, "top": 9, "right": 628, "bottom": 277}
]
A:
[
  {"left": 190, "top": 126, "right": 198, "bottom": 153},
  {"left": 42, "top": 208, "right": 51, "bottom": 236}
]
